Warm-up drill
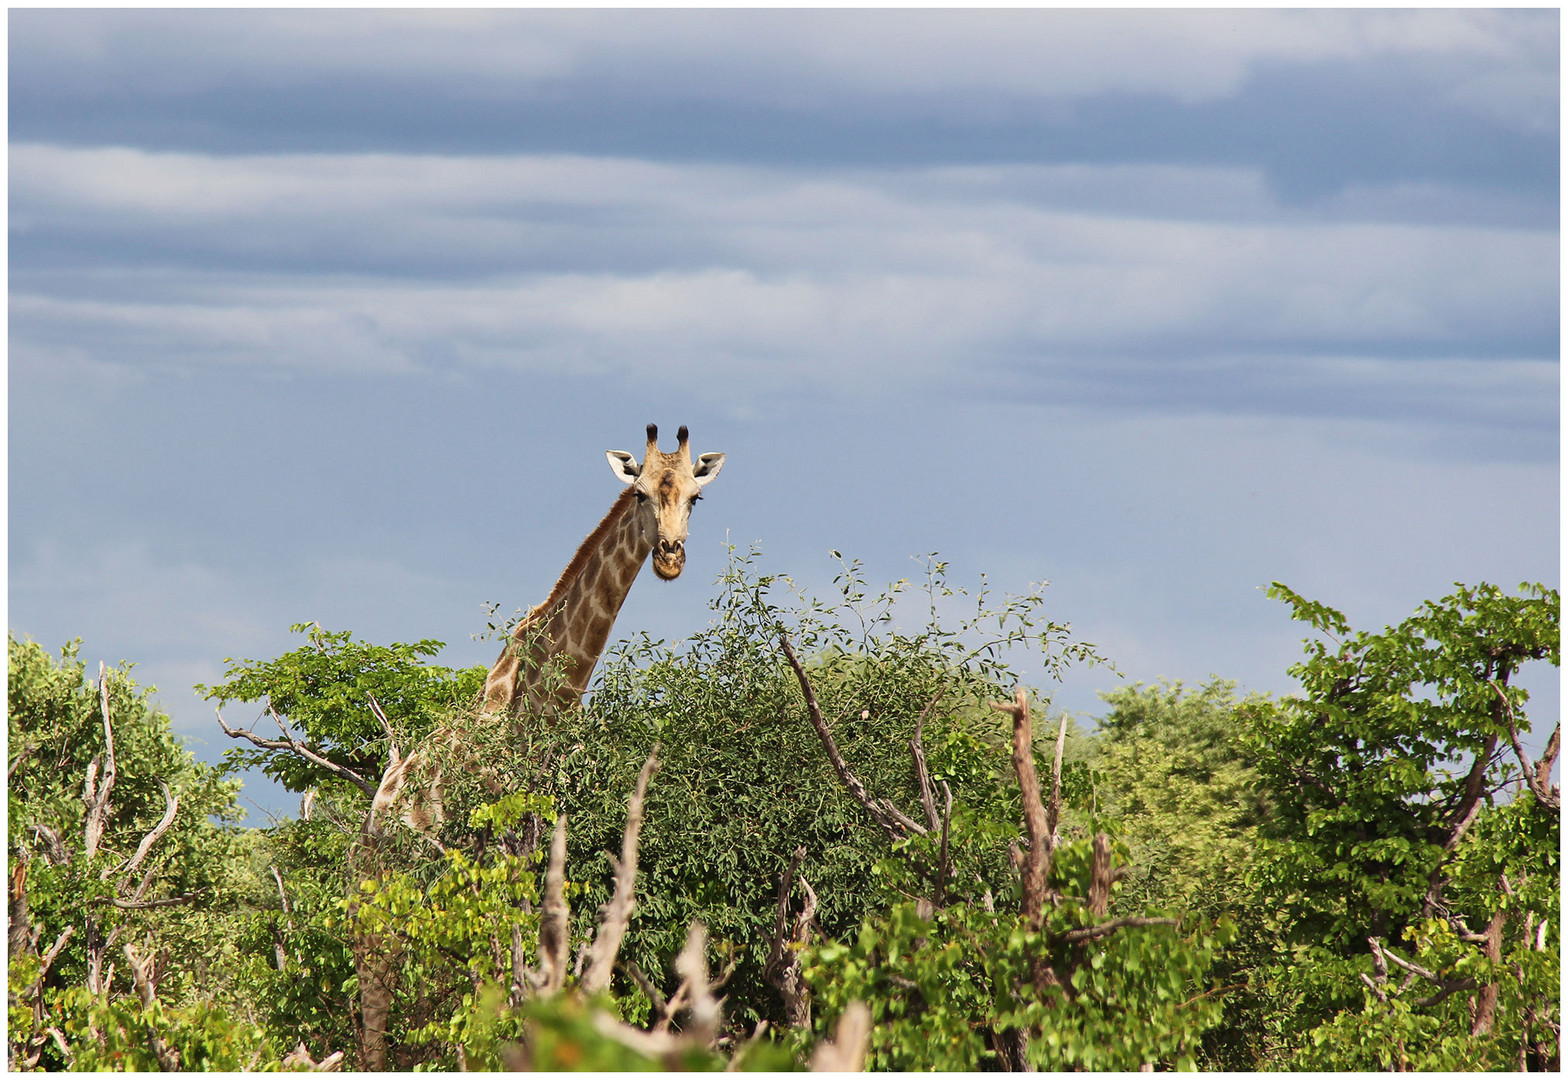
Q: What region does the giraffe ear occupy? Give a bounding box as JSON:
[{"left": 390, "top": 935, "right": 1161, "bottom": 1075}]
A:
[
  {"left": 606, "top": 450, "right": 641, "bottom": 483},
  {"left": 693, "top": 452, "right": 725, "bottom": 486}
]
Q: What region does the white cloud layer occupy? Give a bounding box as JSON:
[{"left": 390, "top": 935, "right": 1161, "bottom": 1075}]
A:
[{"left": 12, "top": 145, "right": 1554, "bottom": 430}]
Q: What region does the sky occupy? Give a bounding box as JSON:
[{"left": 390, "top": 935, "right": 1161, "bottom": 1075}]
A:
[{"left": 8, "top": 8, "right": 1559, "bottom": 823}]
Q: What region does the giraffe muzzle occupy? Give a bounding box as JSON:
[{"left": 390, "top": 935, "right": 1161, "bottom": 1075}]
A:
[{"left": 652, "top": 539, "right": 686, "bottom": 580}]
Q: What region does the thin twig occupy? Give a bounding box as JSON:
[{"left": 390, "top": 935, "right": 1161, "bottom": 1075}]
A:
[{"left": 1491, "top": 681, "right": 1561, "bottom": 810}]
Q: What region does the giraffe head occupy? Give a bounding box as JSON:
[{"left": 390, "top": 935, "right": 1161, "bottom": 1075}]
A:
[{"left": 606, "top": 423, "right": 725, "bottom": 581}]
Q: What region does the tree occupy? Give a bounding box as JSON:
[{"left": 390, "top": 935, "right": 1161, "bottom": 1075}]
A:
[
  {"left": 799, "top": 691, "right": 1235, "bottom": 1070},
  {"left": 1091, "top": 679, "right": 1269, "bottom": 919},
  {"left": 199, "top": 622, "right": 486, "bottom": 799},
  {"left": 7, "top": 636, "right": 278, "bottom": 1070},
  {"left": 1245, "top": 581, "right": 1559, "bottom": 1070}
]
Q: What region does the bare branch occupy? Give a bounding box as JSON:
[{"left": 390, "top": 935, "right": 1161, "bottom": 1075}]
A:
[
  {"left": 1047, "top": 709, "right": 1069, "bottom": 845},
  {"left": 119, "top": 781, "right": 179, "bottom": 880},
  {"left": 1088, "top": 833, "right": 1114, "bottom": 918},
  {"left": 994, "top": 688, "right": 1051, "bottom": 925},
  {"left": 8, "top": 741, "right": 35, "bottom": 782},
  {"left": 909, "top": 695, "right": 942, "bottom": 833},
  {"left": 217, "top": 707, "right": 377, "bottom": 798},
  {"left": 92, "top": 892, "right": 203, "bottom": 911},
  {"left": 535, "top": 812, "right": 571, "bottom": 996},
  {"left": 1492, "top": 681, "right": 1561, "bottom": 810},
  {"left": 780, "top": 634, "right": 925, "bottom": 840},
  {"left": 766, "top": 847, "right": 816, "bottom": 1029},
  {"left": 811, "top": 1001, "right": 871, "bottom": 1072},
  {"left": 580, "top": 750, "right": 659, "bottom": 995},
  {"left": 1059, "top": 916, "right": 1179, "bottom": 944},
  {"left": 1414, "top": 978, "right": 1479, "bottom": 1009},
  {"left": 365, "top": 694, "right": 398, "bottom": 756},
  {"left": 39, "top": 925, "right": 75, "bottom": 979},
  {"left": 83, "top": 663, "right": 119, "bottom": 864},
  {"left": 675, "top": 921, "right": 720, "bottom": 1048},
  {"left": 936, "top": 781, "right": 952, "bottom": 906},
  {"left": 124, "top": 942, "right": 180, "bottom": 1069},
  {"left": 282, "top": 1042, "right": 346, "bottom": 1072},
  {"left": 1360, "top": 972, "right": 1388, "bottom": 1002},
  {"left": 28, "top": 825, "right": 67, "bottom": 867},
  {"left": 621, "top": 959, "right": 669, "bottom": 1024}
]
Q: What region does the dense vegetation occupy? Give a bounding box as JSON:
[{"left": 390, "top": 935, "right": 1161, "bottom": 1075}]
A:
[{"left": 8, "top": 548, "right": 1559, "bottom": 1070}]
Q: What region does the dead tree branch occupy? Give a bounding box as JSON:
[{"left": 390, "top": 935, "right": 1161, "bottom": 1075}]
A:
[
  {"left": 91, "top": 893, "right": 203, "bottom": 911},
  {"left": 580, "top": 750, "right": 660, "bottom": 995},
  {"left": 765, "top": 846, "right": 818, "bottom": 1029},
  {"left": 910, "top": 694, "right": 943, "bottom": 833},
  {"left": 82, "top": 663, "right": 119, "bottom": 865},
  {"left": 811, "top": 1001, "right": 871, "bottom": 1072},
  {"left": 780, "top": 634, "right": 927, "bottom": 839},
  {"left": 215, "top": 707, "right": 377, "bottom": 799},
  {"left": 1059, "top": 916, "right": 1179, "bottom": 944},
  {"left": 119, "top": 782, "right": 178, "bottom": 881},
  {"left": 1047, "top": 709, "right": 1068, "bottom": 844},
  {"left": 675, "top": 921, "right": 720, "bottom": 1048},
  {"left": 1087, "top": 833, "right": 1114, "bottom": 917},
  {"left": 936, "top": 781, "right": 952, "bottom": 906},
  {"left": 994, "top": 688, "right": 1053, "bottom": 924},
  {"left": 534, "top": 813, "right": 571, "bottom": 996}
]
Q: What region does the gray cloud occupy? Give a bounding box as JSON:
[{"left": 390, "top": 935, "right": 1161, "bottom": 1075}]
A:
[
  {"left": 11, "top": 145, "right": 1555, "bottom": 447},
  {"left": 9, "top": 10, "right": 1556, "bottom": 202}
]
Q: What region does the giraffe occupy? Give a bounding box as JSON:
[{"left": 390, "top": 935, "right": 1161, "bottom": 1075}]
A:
[
  {"left": 355, "top": 423, "right": 724, "bottom": 1068},
  {"left": 480, "top": 422, "right": 726, "bottom": 716}
]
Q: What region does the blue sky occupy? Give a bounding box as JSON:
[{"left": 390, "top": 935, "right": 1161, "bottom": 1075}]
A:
[{"left": 9, "top": 8, "right": 1559, "bottom": 822}]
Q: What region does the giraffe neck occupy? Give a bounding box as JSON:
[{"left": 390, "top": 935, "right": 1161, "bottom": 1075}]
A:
[{"left": 482, "top": 487, "right": 652, "bottom": 714}]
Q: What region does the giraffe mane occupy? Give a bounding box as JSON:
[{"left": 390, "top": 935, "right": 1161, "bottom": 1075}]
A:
[{"left": 532, "top": 485, "right": 640, "bottom": 619}]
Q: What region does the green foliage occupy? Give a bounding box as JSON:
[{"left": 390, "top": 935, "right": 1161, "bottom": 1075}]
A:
[
  {"left": 802, "top": 854, "right": 1235, "bottom": 1069},
  {"left": 498, "top": 546, "right": 1102, "bottom": 1032},
  {"left": 1091, "top": 679, "right": 1268, "bottom": 917},
  {"left": 6, "top": 636, "right": 287, "bottom": 1070},
  {"left": 1244, "top": 580, "right": 1559, "bottom": 1069},
  {"left": 9, "top": 961, "right": 281, "bottom": 1071},
  {"left": 16, "top": 559, "right": 1556, "bottom": 1072},
  {"left": 198, "top": 622, "right": 485, "bottom": 795}
]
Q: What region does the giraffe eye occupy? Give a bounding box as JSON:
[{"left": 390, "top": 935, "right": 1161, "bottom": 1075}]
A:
[
  {"left": 691, "top": 492, "right": 703, "bottom": 503},
  {"left": 635, "top": 490, "right": 650, "bottom": 503}
]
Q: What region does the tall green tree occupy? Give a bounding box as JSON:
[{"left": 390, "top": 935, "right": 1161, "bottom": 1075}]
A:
[{"left": 1246, "top": 581, "right": 1559, "bottom": 1070}]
